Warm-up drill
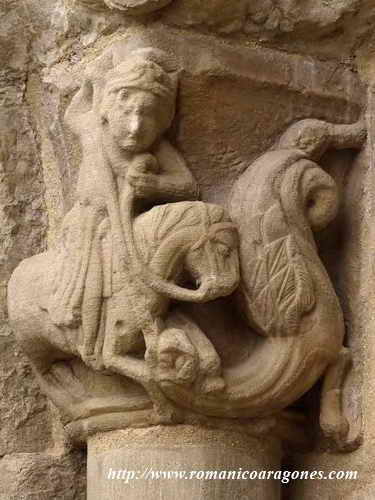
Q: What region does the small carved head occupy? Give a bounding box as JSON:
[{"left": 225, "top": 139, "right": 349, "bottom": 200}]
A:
[
  {"left": 100, "top": 49, "right": 178, "bottom": 153},
  {"left": 184, "top": 204, "right": 240, "bottom": 299}
]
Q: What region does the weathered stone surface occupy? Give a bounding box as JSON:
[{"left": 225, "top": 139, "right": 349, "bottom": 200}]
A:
[
  {"left": 162, "top": 0, "right": 375, "bottom": 60},
  {"left": 6, "top": 31, "right": 365, "bottom": 461},
  {"left": 0, "top": 337, "right": 51, "bottom": 455},
  {"left": 288, "top": 67, "right": 375, "bottom": 499},
  {"left": 41, "top": 24, "right": 365, "bottom": 208},
  {"left": 165, "top": 0, "right": 359, "bottom": 35},
  {"left": 0, "top": 451, "right": 86, "bottom": 500},
  {"left": 2, "top": 0, "right": 375, "bottom": 499},
  {"left": 0, "top": 0, "right": 87, "bottom": 495},
  {"left": 88, "top": 426, "right": 282, "bottom": 500},
  {"left": 76, "top": 0, "right": 174, "bottom": 15},
  {"left": 73, "top": 0, "right": 372, "bottom": 52},
  {"left": 0, "top": 0, "right": 52, "bottom": 459}
]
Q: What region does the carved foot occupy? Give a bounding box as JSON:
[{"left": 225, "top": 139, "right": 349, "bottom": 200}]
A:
[
  {"left": 320, "top": 389, "right": 350, "bottom": 442},
  {"left": 320, "top": 347, "right": 352, "bottom": 449},
  {"left": 156, "top": 328, "right": 198, "bottom": 386}
]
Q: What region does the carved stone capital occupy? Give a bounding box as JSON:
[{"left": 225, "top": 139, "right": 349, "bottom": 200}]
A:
[{"left": 7, "top": 40, "right": 366, "bottom": 455}]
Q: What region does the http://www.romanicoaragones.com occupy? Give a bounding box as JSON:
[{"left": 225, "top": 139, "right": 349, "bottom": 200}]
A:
[{"left": 106, "top": 467, "right": 358, "bottom": 485}]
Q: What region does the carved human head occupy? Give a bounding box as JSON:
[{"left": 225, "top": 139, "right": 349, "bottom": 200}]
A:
[{"left": 100, "top": 48, "right": 178, "bottom": 153}]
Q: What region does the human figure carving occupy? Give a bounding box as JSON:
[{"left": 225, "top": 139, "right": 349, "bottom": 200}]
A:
[
  {"left": 7, "top": 48, "right": 239, "bottom": 422},
  {"left": 6, "top": 41, "right": 367, "bottom": 447}
]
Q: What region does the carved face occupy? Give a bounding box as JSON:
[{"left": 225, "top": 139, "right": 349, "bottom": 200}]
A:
[
  {"left": 104, "top": 88, "right": 169, "bottom": 153},
  {"left": 184, "top": 228, "right": 240, "bottom": 299}
]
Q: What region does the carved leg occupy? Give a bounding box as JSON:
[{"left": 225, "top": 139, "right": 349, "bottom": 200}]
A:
[
  {"left": 102, "top": 324, "right": 150, "bottom": 383},
  {"left": 320, "top": 347, "right": 352, "bottom": 447},
  {"left": 102, "top": 319, "right": 183, "bottom": 424},
  {"left": 142, "top": 318, "right": 185, "bottom": 424}
]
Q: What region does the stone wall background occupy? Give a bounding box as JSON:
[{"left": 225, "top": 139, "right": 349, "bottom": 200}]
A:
[{"left": 1, "top": 0, "right": 375, "bottom": 498}]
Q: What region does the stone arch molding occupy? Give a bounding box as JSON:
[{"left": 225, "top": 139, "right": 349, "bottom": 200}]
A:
[
  {"left": 76, "top": 0, "right": 174, "bottom": 15},
  {"left": 74, "top": 0, "right": 362, "bottom": 42},
  {"left": 7, "top": 40, "right": 366, "bottom": 450}
]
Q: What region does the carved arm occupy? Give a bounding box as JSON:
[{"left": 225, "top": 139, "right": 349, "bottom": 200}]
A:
[{"left": 152, "top": 140, "right": 199, "bottom": 202}]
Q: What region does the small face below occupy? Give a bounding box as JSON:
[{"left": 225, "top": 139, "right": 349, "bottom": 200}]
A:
[{"left": 105, "top": 88, "right": 167, "bottom": 154}]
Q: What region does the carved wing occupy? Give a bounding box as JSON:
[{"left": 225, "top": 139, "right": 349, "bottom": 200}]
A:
[{"left": 240, "top": 213, "right": 316, "bottom": 337}]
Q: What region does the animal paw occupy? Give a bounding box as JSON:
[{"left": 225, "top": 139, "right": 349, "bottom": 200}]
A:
[{"left": 321, "top": 412, "right": 350, "bottom": 447}]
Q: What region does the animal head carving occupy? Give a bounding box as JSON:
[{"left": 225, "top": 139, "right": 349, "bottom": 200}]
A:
[
  {"left": 134, "top": 201, "right": 240, "bottom": 301},
  {"left": 230, "top": 150, "right": 339, "bottom": 241},
  {"left": 184, "top": 215, "right": 240, "bottom": 300}
]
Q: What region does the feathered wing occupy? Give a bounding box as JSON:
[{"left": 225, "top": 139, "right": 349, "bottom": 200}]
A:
[{"left": 240, "top": 208, "right": 316, "bottom": 337}]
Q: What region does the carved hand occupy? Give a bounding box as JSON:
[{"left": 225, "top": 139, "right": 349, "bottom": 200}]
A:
[
  {"left": 127, "top": 171, "right": 160, "bottom": 198},
  {"left": 127, "top": 154, "right": 160, "bottom": 198}
]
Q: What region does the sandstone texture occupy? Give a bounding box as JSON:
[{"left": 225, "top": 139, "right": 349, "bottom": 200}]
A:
[
  {"left": 2, "top": 0, "right": 375, "bottom": 499},
  {"left": 0, "top": 452, "right": 86, "bottom": 500}
]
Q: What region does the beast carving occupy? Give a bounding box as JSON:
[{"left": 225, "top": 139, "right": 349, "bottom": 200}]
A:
[{"left": 7, "top": 43, "right": 366, "bottom": 449}]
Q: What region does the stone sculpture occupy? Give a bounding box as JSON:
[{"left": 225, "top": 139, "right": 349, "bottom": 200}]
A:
[
  {"left": 76, "top": 0, "right": 174, "bottom": 15},
  {"left": 158, "top": 119, "right": 365, "bottom": 447},
  {"left": 7, "top": 45, "right": 366, "bottom": 450},
  {"left": 75, "top": 0, "right": 361, "bottom": 41},
  {"left": 8, "top": 47, "right": 239, "bottom": 423}
]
